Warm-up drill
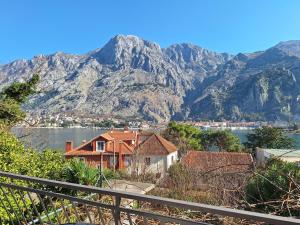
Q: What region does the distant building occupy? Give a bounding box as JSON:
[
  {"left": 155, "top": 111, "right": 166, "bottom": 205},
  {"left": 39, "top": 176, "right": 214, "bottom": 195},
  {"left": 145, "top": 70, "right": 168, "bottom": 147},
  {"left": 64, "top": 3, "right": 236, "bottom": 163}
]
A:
[
  {"left": 256, "top": 148, "right": 300, "bottom": 167},
  {"left": 65, "top": 129, "right": 178, "bottom": 177}
]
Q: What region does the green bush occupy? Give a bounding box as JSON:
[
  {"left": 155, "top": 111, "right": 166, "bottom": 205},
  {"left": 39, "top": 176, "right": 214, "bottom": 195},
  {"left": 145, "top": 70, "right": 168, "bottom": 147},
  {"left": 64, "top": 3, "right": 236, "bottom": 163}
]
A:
[
  {"left": 246, "top": 159, "right": 300, "bottom": 216},
  {"left": 0, "top": 130, "right": 69, "bottom": 222},
  {"left": 62, "top": 159, "right": 99, "bottom": 186}
]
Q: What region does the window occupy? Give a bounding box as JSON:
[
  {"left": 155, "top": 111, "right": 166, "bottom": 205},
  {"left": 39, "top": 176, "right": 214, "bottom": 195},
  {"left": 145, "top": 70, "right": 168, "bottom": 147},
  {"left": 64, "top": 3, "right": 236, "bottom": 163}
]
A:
[
  {"left": 145, "top": 157, "right": 151, "bottom": 166},
  {"left": 96, "top": 141, "right": 105, "bottom": 152}
]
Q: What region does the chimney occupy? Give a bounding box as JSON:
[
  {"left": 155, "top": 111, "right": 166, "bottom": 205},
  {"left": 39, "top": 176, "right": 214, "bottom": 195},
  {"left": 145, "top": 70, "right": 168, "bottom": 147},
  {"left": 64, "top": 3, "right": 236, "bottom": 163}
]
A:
[{"left": 65, "top": 141, "right": 73, "bottom": 152}]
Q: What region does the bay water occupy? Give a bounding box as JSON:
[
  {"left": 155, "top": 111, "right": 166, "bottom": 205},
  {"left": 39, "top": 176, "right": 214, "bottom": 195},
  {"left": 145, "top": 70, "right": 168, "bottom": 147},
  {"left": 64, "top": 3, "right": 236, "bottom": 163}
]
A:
[{"left": 11, "top": 127, "right": 300, "bottom": 151}]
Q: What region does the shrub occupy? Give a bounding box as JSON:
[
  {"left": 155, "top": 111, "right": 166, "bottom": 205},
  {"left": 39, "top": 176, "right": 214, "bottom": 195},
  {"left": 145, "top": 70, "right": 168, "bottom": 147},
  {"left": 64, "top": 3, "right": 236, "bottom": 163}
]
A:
[{"left": 246, "top": 159, "right": 300, "bottom": 216}]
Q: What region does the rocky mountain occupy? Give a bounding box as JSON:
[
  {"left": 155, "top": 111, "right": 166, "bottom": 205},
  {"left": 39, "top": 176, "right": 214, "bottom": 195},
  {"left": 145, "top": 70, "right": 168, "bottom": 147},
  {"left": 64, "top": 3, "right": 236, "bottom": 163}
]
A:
[
  {"left": 189, "top": 41, "right": 300, "bottom": 121},
  {"left": 1, "top": 35, "right": 300, "bottom": 122}
]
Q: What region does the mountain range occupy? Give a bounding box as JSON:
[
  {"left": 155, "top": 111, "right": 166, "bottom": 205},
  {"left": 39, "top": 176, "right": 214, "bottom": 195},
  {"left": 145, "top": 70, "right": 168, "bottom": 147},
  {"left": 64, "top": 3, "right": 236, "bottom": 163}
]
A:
[{"left": 1, "top": 35, "right": 300, "bottom": 122}]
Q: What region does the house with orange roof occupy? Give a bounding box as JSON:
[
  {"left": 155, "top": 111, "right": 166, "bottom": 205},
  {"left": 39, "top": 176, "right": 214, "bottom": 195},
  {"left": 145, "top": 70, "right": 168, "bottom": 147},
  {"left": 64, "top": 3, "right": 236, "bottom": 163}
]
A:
[
  {"left": 133, "top": 133, "right": 178, "bottom": 176},
  {"left": 65, "top": 129, "right": 137, "bottom": 170},
  {"left": 65, "top": 129, "right": 178, "bottom": 176}
]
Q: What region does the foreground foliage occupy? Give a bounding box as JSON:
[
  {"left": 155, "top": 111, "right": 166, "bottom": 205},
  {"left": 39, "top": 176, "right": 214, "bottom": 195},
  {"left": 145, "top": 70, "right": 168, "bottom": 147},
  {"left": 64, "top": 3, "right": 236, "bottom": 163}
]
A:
[
  {"left": 0, "top": 75, "right": 109, "bottom": 223},
  {"left": 62, "top": 159, "right": 99, "bottom": 186},
  {"left": 246, "top": 159, "right": 300, "bottom": 216}
]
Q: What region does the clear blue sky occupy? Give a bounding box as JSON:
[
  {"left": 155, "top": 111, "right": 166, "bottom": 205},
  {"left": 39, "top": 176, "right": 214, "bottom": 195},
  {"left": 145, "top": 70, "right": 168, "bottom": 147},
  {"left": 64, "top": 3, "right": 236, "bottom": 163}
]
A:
[{"left": 1, "top": 0, "right": 300, "bottom": 63}]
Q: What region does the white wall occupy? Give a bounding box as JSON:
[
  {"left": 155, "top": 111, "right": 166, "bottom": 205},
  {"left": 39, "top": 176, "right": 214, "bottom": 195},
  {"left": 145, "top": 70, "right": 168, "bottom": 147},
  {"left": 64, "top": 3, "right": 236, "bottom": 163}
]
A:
[
  {"left": 166, "top": 151, "right": 178, "bottom": 169},
  {"left": 133, "top": 151, "right": 178, "bottom": 176}
]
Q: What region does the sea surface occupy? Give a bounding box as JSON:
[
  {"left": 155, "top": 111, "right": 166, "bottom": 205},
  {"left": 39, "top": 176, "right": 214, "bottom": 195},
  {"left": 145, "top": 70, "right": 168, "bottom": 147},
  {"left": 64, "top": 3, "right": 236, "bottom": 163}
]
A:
[
  {"left": 12, "top": 128, "right": 107, "bottom": 151},
  {"left": 11, "top": 127, "right": 300, "bottom": 151}
]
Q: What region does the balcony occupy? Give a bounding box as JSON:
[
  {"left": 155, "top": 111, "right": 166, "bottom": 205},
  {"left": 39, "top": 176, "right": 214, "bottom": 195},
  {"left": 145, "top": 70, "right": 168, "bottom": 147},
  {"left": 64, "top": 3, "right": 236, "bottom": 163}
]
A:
[{"left": 0, "top": 171, "right": 299, "bottom": 225}]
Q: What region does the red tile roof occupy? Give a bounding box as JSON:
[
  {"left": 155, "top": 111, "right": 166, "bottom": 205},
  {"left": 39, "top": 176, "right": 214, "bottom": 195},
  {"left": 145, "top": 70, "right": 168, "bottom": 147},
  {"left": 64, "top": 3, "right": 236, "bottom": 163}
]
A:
[
  {"left": 135, "top": 134, "right": 177, "bottom": 155},
  {"left": 65, "top": 141, "right": 134, "bottom": 156},
  {"left": 65, "top": 150, "right": 103, "bottom": 156},
  {"left": 65, "top": 130, "right": 177, "bottom": 157},
  {"left": 182, "top": 151, "right": 253, "bottom": 173},
  {"left": 101, "top": 133, "right": 115, "bottom": 141},
  {"left": 107, "top": 130, "right": 137, "bottom": 140},
  {"left": 69, "top": 133, "right": 115, "bottom": 152},
  {"left": 137, "top": 131, "right": 154, "bottom": 144},
  {"left": 106, "top": 141, "right": 134, "bottom": 154}
]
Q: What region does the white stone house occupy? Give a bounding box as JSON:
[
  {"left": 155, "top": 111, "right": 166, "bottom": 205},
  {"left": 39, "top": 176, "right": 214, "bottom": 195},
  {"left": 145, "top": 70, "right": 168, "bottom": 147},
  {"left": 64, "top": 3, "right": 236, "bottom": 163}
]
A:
[{"left": 133, "top": 134, "right": 178, "bottom": 177}]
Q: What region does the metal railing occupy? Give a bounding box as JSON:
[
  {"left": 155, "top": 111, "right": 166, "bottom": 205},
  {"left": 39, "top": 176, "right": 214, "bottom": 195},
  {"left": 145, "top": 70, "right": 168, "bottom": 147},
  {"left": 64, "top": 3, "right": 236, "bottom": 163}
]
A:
[{"left": 0, "top": 171, "right": 299, "bottom": 225}]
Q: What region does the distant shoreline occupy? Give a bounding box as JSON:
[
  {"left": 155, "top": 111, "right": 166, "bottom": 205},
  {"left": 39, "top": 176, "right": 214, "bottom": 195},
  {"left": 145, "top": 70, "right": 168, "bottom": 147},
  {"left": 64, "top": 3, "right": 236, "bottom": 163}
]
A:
[{"left": 13, "top": 126, "right": 134, "bottom": 130}]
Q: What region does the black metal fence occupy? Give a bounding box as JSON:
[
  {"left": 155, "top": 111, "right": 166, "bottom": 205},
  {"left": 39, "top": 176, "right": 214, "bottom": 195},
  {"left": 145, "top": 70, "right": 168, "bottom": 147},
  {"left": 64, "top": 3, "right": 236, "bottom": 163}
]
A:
[{"left": 0, "top": 171, "right": 299, "bottom": 225}]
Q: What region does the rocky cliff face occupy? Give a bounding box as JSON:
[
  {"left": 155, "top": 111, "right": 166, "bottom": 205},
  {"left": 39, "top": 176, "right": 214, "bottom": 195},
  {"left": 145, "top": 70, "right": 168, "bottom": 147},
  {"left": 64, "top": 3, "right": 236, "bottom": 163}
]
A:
[
  {"left": 189, "top": 41, "right": 300, "bottom": 121},
  {"left": 1, "top": 35, "right": 300, "bottom": 122}
]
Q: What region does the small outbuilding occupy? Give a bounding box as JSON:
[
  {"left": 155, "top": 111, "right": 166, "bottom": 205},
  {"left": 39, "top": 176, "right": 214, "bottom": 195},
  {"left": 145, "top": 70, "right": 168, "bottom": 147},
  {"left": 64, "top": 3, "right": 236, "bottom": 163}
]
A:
[{"left": 133, "top": 134, "right": 178, "bottom": 177}]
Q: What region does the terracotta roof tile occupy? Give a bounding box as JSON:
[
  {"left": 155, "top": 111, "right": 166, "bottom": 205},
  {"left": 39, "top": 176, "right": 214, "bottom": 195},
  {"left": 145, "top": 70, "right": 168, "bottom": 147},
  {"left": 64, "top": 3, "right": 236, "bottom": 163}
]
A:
[
  {"left": 105, "top": 141, "right": 134, "bottom": 155},
  {"left": 136, "top": 134, "right": 177, "bottom": 155},
  {"left": 156, "top": 135, "right": 177, "bottom": 153},
  {"left": 71, "top": 133, "right": 114, "bottom": 152},
  {"left": 65, "top": 150, "right": 102, "bottom": 156},
  {"left": 101, "top": 133, "right": 115, "bottom": 141},
  {"left": 108, "top": 130, "right": 137, "bottom": 140},
  {"left": 182, "top": 151, "right": 253, "bottom": 173},
  {"left": 66, "top": 140, "right": 134, "bottom": 156}
]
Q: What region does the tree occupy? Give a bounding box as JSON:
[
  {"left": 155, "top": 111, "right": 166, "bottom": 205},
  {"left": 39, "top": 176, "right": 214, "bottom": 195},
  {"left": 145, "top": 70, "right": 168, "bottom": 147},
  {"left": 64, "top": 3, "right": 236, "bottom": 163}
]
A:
[
  {"left": 0, "top": 98, "right": 26, "bottom": 127},
  {"left": 162, "top": 121, "right": 202, "bottom": 152},
  {"left": 163, "top": 122, "right": 244, "bottom": 152},
  {"left": 0, "top": 74, "right": 39, "bottom": 104},
  {"left": 0, "top": 74, "right": 71, "bottom": 223},
  {"left": 244, "top": 126, "right": 295, "bottom": 151},
  {"left": 202, "top": 130, "right": 243, "bottom": 152},
  {"left": 0, "top": 74, "right": 39, "bottom": 128}
]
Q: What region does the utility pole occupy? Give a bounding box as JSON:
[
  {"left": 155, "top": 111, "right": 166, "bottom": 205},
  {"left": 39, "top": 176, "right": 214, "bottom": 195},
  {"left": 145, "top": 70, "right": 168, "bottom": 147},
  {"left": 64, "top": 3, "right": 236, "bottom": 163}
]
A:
[
  {"left": 113, "top": 140, "right": 116, "bottom": 174},
  {"left": 99, "top": 154, "right": 103, "bottom": 187}
]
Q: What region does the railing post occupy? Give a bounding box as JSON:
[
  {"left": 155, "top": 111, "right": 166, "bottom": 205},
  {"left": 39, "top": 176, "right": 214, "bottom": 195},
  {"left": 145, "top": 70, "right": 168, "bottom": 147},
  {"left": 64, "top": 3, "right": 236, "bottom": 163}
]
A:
[
  {"left": 0, "top": 171, "right": 299, "bottom": 225},
  {"left": 114, "top": 196, "right": 121, "bottom": 225}
]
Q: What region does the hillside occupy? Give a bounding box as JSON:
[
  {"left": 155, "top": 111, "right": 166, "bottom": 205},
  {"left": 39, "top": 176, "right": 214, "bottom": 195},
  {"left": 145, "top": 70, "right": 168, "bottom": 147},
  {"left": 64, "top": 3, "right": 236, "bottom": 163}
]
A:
[{"left": 1, "top": 35, "right": 300, "bottom": 122}]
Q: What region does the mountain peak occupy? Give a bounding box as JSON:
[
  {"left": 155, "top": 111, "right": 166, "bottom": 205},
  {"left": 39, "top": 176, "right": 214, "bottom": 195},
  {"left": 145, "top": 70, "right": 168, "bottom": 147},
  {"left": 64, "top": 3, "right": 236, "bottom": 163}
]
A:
[
  {"left": 104, "top": 34, "right": 160, "bottom": 51},
  {"left": 276, "top": 40, "right": 300, "bottom": 47},
  {"left": 273, "top": 40, "right": 300, "bottom": 58},
  {"left": 112, "top": 34, "right": 143, "bottom": 42},
  {"left": 164, "top": 42, "right": 232, "bottom": 70},
  {"left": 91, "top": 34, "right": 162, "bottom": 66}
]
